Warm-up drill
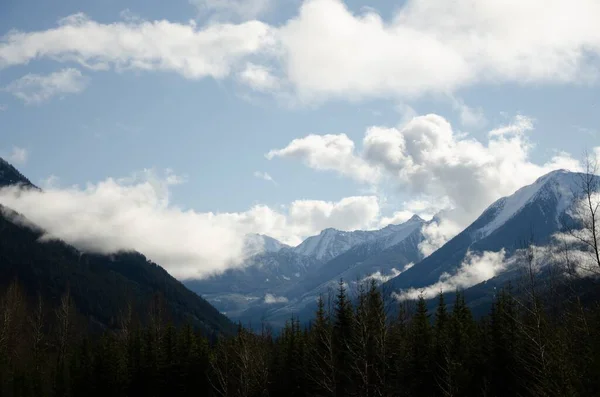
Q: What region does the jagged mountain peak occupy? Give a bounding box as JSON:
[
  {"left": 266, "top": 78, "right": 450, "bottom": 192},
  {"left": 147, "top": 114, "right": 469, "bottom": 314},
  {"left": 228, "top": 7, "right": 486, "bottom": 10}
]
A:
[
  {"left": 383, "top": 169, "right": 598, "bottom": 293},
  {"left": 407, "top": 214, "right": 425, "bottom": 222},
  {"left": 243, "top": 234, "right": 290, "bottom": 256},
  {"left": 475, "top": 169, "right": 587, "bottom": 239},
  {"left": 292, "top": 216, "right": 425, "bottom": 261}
]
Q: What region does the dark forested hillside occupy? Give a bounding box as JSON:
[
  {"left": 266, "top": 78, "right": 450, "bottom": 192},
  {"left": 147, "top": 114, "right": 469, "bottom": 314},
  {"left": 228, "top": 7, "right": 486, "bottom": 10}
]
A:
[
  {"left": 2, "top": 271, "right": 600, "bottom": 397},
  {"left": 0, "top": 158, "right": 34, "bottom": 188},
  {"left": 0, "top": 206, "right": 234, "bottom": 335},
  {"left": 0, "top": 157, "right": 233, "bottom": 336}
]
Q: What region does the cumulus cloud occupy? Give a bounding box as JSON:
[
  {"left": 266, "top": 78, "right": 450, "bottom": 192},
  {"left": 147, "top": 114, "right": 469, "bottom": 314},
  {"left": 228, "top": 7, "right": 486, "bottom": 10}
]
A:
[
  {"left": 377, "top": 198, "right": 442, "bottom": 227},
  {"left": 5, "top": 68, "right": 88, "bottom": 104},
  {"left": 0, "top": 170, "right": 381, "bottom": 279},
  {"left": 286, "top": 196, "right": 381, "bottom": 235},
  {"left": 266, "top": 133, "right": 379, "bottom": 183},
  {"left": 238, "top": 62, "right": 280, "bottom": 91},
  {"left": 276, "top": 0, "right": 600, "bottom": 101},
  {"left": 0, "top": 13, "right": 274, "bottom": 80},
  {"left": 395, "top": 249, "right": 508, "bottom": 300},
  {"left": 264, "top": 293, "right": 288, "bottom": 304},
  {"left": 7, "top": 146, "right": 28, "bottom": 165},
  {"left": 3, "top": 0, "right": 599, "bottom": 102},
  {"left": 269, "top": 114, "right": 590, "bottom": 254}
]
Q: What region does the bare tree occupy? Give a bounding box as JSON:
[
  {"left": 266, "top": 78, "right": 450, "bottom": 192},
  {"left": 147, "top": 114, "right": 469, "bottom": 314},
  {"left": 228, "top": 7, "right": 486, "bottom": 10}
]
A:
[{"left": 565, "top": 153, "right": 600, "bottom": 273}]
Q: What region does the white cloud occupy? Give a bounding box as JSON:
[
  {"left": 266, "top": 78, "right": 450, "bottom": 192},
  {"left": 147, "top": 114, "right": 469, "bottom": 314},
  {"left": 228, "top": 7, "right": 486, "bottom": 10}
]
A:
[
  {"left": 419, "top": 215, "right": 465, "bottom": 257},
  {"left": 238, "top": 62, "right": 280, "bottom": 91},
  {"left": 3, "top": 0, "right": 599, "bottom": 102},
  {"left": 451, "top": 97, "right": 487, "bottom": 128},
  {"left": 0, "top": 13, "right": 274, "bottom": 80},
  {"left": 190, "top": 0, "right": 272, "bottom": 21},
  {"left": 275, "top": 0, "right": 600, "bottom": 101},
  {"left": 270, "top": 114, "right": 589, "bottom": 254},
  {"left": 7, "top": 146, "right": 28, "bottom": 165},
  {"left": 253, "top": 171, "right": 275, "bottom": 183},
  {"left": 286, "top": 196, "right": 381, "bottom": 237},
  {"left": 40, "top": 175, "right": 60, "bottom": 189},
  {"left": 264, "top": 293, "right": 288, "bottom": 304},
  {"left": 489, "top": 114, "right": 535, "bottom": 136},
  {"left": 377, "top": 198, "right": 441, "bottom": 227},
  {"left": 0, "top": 104, "right": 6, "bottom": 111},
  {"left": 396, "top": 102, "right": 418, "bottom": 127},
  {"left": 363, "top": 267, "right": 402, "bottom": 283},
  {"left": 0, "top": 170, "right": 381, "bottom": 279},
  {"left": 395, "top": 249, "right": 507, "bottom": 300},
  {"left": 5, "top": 68, "right": 88, "bottom": 104},
  {"left": 266, "top": 133, "right": 379, "bottom": 183}
]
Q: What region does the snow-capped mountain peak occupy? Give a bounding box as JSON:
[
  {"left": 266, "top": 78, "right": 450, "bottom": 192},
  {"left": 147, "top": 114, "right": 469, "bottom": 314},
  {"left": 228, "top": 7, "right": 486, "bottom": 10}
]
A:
[
  {"left": 475, "top": 169, "right": 584, "bottom": 239},
  {"left": 292, "top": 216, "right": 425, "bottom": 261},
  {"left": 243, "top": 234, "right": 289, "bottom": 256}
]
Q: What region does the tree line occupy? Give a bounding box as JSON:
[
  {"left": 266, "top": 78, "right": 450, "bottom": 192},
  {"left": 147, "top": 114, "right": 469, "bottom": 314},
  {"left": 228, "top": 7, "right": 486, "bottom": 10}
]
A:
[{"left": 1, "top": 267, "right": 600, "bottom": 397}]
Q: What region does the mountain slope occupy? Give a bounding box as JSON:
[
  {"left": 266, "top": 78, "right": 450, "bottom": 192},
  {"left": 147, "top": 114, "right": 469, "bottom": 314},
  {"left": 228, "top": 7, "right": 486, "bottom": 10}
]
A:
[
  {"left": 292, "top": 214, "right": 424, "bottom": 261},
  {"left": 0, "top": 206, "right": 235, "bottom": 335},
  {"left": 282, "top": 220, "right": 425, "bottom": 300},
  {"left": 227, "top": 217, "right": 426, "bottom": 327},
  {"left": 0, "top": 158, "right": 34, "bottom": 188},
  {"left": 383, "top": 169, "right": 595, "bottom": 292},
  {"left": 0, "top": 158, "right": 234, "bottom": 335},
  {"left": 186, "top": 215, "right": 426, "bottom": 321},
  {"left": 185, "top": 248, "right": 319, "bottom": 317}
]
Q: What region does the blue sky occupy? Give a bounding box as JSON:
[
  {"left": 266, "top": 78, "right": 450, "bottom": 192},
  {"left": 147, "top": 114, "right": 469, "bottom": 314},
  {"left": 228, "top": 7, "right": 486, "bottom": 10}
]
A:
[{"left": 1, "top": 0, "right": 599, "bottom": 278}]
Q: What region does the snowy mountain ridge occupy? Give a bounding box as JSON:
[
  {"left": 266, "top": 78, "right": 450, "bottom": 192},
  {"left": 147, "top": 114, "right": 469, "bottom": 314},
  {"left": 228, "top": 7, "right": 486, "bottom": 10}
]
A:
[
  {"left": 384, "top": 169, "right": 598, "bottom": 294},
  {"left": 475, "top": 169, "right": 581, "bottom": 239},
  {"left": 291, "top": 214, "right": 424, "bottom": 261}
]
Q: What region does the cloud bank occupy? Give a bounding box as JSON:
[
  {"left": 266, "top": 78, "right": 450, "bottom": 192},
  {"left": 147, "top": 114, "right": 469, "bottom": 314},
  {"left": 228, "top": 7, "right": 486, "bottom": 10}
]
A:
[
  {"left": 2, "top": 0, "right": 600, "bottom": 101},
  {"left": 0, "top": 170, "right": 382, "bottom": 279},
  {"left": 395, "top": 249, "right": 508, "bottom": 300},
  {"left": 269, "top": 114, "right": 588, "bottom": 254},
  {"left": 0, "top": 13, "right": 274, "bottom": 80},
  {"left": 264, "top": 293, "right": 288, "bottom": 304}
]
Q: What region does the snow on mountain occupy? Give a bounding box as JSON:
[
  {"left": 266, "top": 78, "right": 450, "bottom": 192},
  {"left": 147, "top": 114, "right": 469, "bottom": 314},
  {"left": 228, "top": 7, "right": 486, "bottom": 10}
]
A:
[
  {"left": 384, "top": 169, "right": 597, "bottom": 293},
  {"left": 475, "top": 169, "right": 580, "bottom": 239},
  {"left": 292, "top": 214, "right": 424, "bottom": 261},
  {"left": 189, "top": 215, "right": 427, "bottom": 321},
  {"left": 243, "top": 233, "right": 290, "bottom": 256}
]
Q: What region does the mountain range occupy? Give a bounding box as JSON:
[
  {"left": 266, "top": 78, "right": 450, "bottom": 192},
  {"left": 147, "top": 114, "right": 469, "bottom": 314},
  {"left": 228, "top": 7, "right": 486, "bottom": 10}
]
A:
[
  {"left": 186, "top": 169, "right": 597, "bottom": 327},
  {"left": 0, "top": 156, "right": 596, "bottom": 331}
]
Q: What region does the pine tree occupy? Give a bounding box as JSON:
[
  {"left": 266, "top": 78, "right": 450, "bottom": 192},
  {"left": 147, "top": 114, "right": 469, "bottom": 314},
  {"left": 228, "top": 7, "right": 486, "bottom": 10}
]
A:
[
  {"left": 447, "top": 290, "right": 476, "bottom": 395},
  {"left": 332, "top": 280, "right": 355, "bottom": 396},
  {"left": 433, "top": 291, "right": 453, "bottom": 396},
  {"left": 308, "top": 295, "right": 335, "bottom": 396},
  {"left": 488, "top": 288, "right": 521, "bottom": 396},
  {"left": 409, "top": 294, "right": 433, "bottom": 396},
  {"left": 366, "top": 280, "right": 386, "bottom": 396}
]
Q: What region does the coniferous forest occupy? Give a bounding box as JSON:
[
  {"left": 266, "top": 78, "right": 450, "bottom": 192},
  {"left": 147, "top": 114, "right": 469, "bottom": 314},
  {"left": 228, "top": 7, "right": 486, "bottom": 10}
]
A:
[{"left": 1, "top": 270, "right": 600, "bottom": 397}]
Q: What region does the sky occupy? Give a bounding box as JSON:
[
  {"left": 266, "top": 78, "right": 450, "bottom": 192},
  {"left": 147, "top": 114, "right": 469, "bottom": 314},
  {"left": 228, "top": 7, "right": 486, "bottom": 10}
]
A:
[{"left": 1, "top": 0, "right": 600, "bottom": 279}]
